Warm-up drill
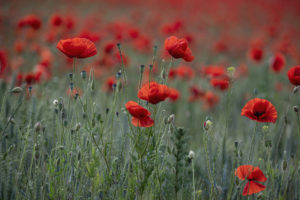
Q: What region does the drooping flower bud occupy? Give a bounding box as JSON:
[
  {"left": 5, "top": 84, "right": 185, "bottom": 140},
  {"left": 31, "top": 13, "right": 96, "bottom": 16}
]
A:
[
  {"left": 203, "top": 120, "right": 213, "bottom": 131},
  {"left": 188, "top": 150, "right": 195, "bottom": 159},
  {"left": 11, "top": 87, "right": 23, "bottom": 94}
]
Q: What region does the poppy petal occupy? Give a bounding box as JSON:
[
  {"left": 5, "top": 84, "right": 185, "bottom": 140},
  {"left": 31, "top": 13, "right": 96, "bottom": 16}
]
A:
[{"left": 242, "top": 181, "right": 266, "bottom": 196}]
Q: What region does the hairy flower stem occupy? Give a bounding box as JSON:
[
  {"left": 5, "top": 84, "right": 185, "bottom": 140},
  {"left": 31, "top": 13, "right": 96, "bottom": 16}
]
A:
[
  {"left": 204, "top": 132, "right": 215, "bottom": 200},
  {"left": 192, "top": 159, "right": 196, "bottom": 200},
  {"left": 248, "top": 123, "right": 258, "bottom": 163}
]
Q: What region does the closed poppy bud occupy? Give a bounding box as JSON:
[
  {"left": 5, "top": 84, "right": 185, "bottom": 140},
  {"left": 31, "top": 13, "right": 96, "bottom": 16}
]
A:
[
  {"left": 34, "top": 122, "right": 41, "bottom": 132},
  {"left": 203, "top": 120, "right": 213, "bottom": 131},
  {"left": 167, "top": 114, "right": 175, "bottom": 123},
  {"left": 75, "top": 123, "right": 81, "bottom": 131},
  {"left": 294, "top": 106, "right": 299, "bottom": 113},
  {"left": 53, "top": 99, "right": 59, "bottom": 106},
  {"left": 282, "top": 160, "right": 287, "bottom": 171},
  {"left": 11, "top": 87, "right": 23, "bottom": 94},
  {"left": 188, "top": 150, "right": 195, "bottom": 159}
]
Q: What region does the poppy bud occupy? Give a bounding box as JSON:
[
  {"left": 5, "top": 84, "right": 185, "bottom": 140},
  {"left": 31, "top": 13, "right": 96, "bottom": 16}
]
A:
[
  {"left": 28, "top": 86, "right": 32, "bottom": 94},
  {"left": 203, "top": 120, "right": 213, "bottom": 131},
  {"left": 112, "top": 83, "right": 117, "bottom": 91},
  {"left": 167, "top": 114, "right": 175, "bottom": 124},
  {"left": 11, "top": 87, "right": 23, "bottom": 94},
  {"left": 227, "top": 66, "right": 235, "bottom": 78},
  {"left": 294, "top": 106, "right": 299, "bottom": 113},
  {"left": 116, "top": 70, "right": 122, "bottom": 79},
  {"left": 282, "top": 160, "right": 287, "bottom": 171},
  {"left": 234, "top": 141, "right": 239, "bottom": 148},
  {"left": 7, "top": 117, "right": 16, "bottom": 125},
  {"left": 149, "top": 64, "right": 153, "bottom": 71},
  {"left": 140, "top": 65, "right": 145, "bottom": 73},
  {"left": 188, "top": 150, "right": 195, "bottom": 159},
  {"left": 69, "top": 82, "right": 74, "bottom": 91},
  {"left": 69, "top": 73, "right": 73, "bottom": 80},
  {"left": 293, "top": 86, "right": 299, "bottom": 94},
  {"left": 53, "top": 99, "right": 59, "bottom": 106},
  {"left": 75, "top": 123, "right": 81, "bottom": 131},
  {"left": 80, "top": 70, "right": 86, "bottom": 79},
  {"left": 34, "top": 122, "right": 41, "bottom": 132}
]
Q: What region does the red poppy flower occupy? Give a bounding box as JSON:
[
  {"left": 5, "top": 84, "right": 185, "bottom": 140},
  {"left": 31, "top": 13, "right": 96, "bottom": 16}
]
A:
[
  {"left": 249, "top": 47, "right": 263, "bottom": 62},
  {"left": 203, "top": 91, "right": 219, "bottom": 109},
  {"left": 287, "top": 66, "right": 300, "bottom": 86},
  {"left": 210, "top": 77, "right": 230, "bottom": 91},
  {"left": 0, "top": 50, "right": 7, "bottom": 76},
  {"left": 235, "top": 165, "right": 267, "bottom": 196},
  {"left": 138, "top": 82, "right": 170, "bottom": 104},
  {"left": 202, "top": 65, "right": 226, "bottom": 78},
  {"left": 50, "top": 14, "right": 63, "bottom": 27},
  {"left": 18, "top": 14, "right": 42, "bottom": 30},
  {"left": 176, "top": 65, "right": 195, "bottom": 80},
  {"left": 241, "top": 98, "right": 277, "bottom": 123},
  {"left": 270, "top": 53, "right": 285, "bottom": 73},
  {"left": 188, "top": 86, "right": 205, "bottom": 102},
  {"left": 168, "top": 88, "right": 180, "bottom": 101},
  {"left": 164, "top": 36, "right": 194, "bottom": 62},
  {"left": 125, "top": 101, "right": 154, "bottom": 127},
  {"left": 103, "top": 76, "right": 116, "bottom": 92},
  {"left": 56, "top": 37, "right": 97, "bottom": 58}
]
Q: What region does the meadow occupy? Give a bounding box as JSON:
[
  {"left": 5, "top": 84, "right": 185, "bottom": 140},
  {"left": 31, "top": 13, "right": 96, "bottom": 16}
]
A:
[{"left": 0, "top": 0, "right": 300, "bottom": 199}]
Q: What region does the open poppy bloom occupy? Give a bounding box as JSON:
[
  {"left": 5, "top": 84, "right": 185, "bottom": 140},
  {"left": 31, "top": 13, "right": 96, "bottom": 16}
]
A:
[
  {"left": 57, "top": 37, "right": 97, "bottom": 58},
  {"left": 125, "top": 101, "right": 154, "bottom": 127},
  {"left": 138, "top": 82, "right": 170, "bottom": 104},
  {"left": 249, "top": 47, "right": 263, "bottom": 62},
  {"left": 168, "top": 88, "right": 180, "bottom": 101},
  {"left": 164, "top": 36, "right": 194, "bottom": 62},
  {"left": 241, "top": 98, "right": 277, "bottom": 123},
  {"left": 235, "top": 165, "right": 267, "bottom": 196},
  {"left": 287, "top": 66, "right": 300, "bottom": 86},
  {"left": 210, "top": 76, "right": 230, "bottom": 91},
  {"left": 270, "top": 53, "right": 285, "bottom": 73}
]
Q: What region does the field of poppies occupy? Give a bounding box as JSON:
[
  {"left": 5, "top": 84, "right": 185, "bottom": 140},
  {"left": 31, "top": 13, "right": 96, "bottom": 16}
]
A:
[{"left": 1, "top": 0, "right": 300, "bottom": 199}]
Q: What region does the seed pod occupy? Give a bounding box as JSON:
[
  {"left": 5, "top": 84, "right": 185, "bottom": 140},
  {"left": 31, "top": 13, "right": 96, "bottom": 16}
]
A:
[{"left": 34, "top": 122, "right": 41, "bottom": 132}]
